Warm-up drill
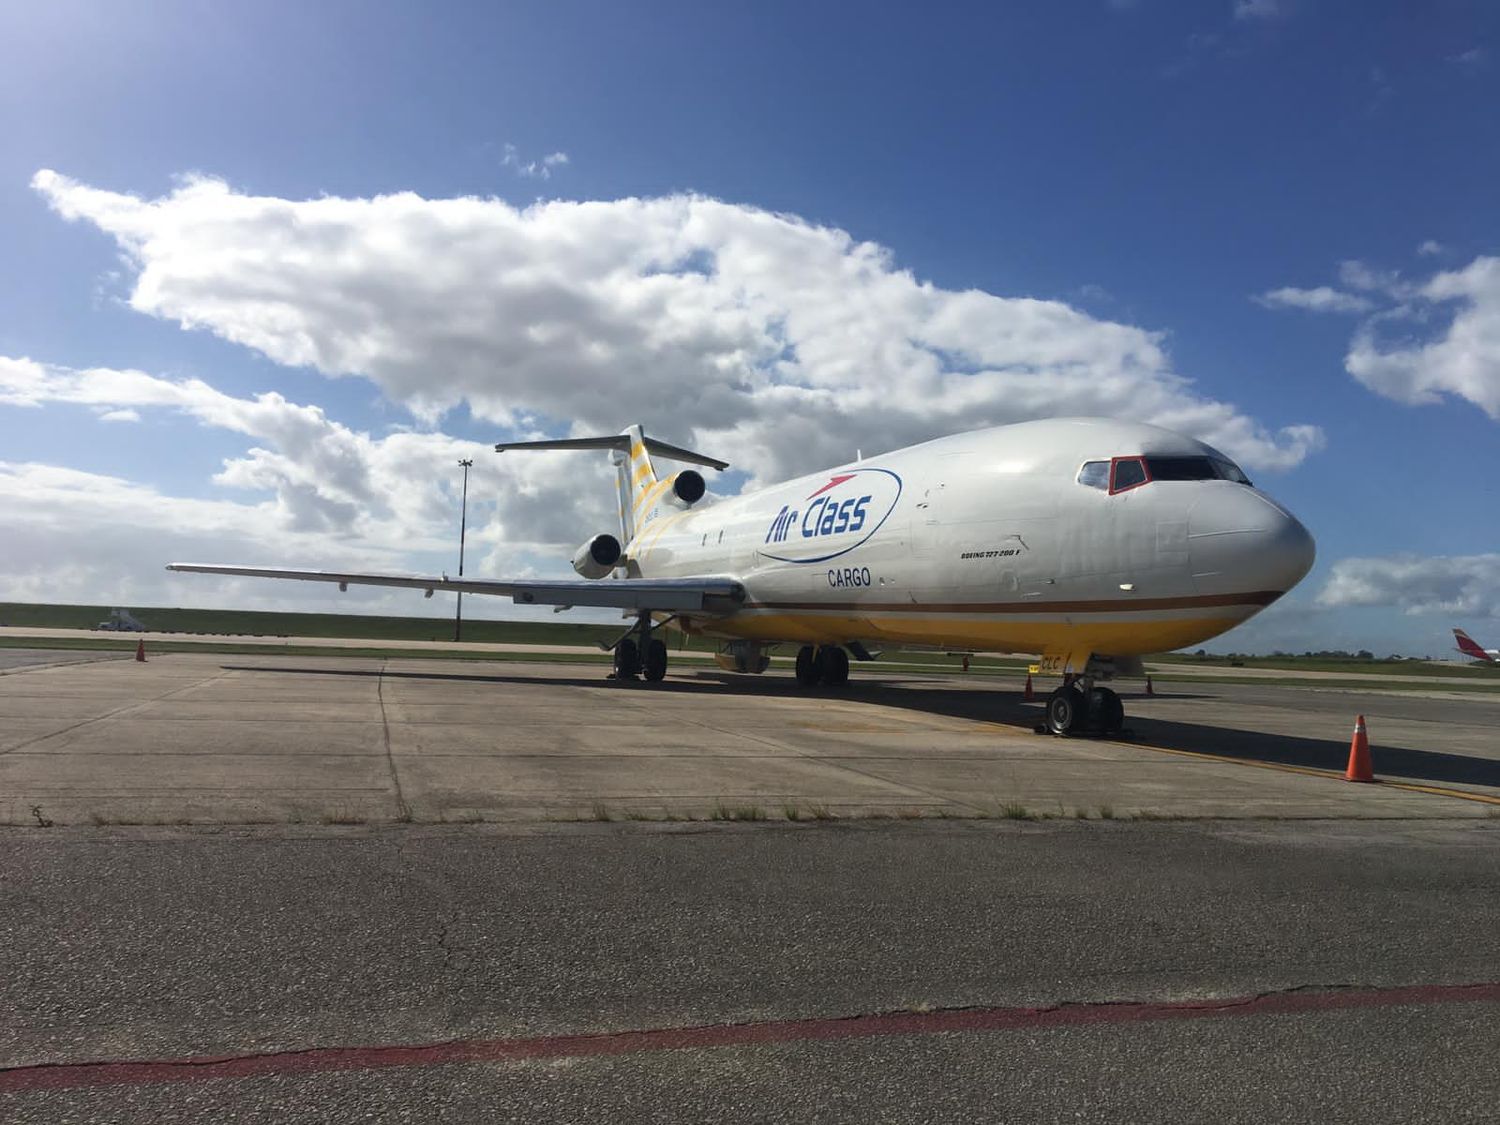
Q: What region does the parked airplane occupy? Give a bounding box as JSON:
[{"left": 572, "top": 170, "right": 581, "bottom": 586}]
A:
[
  {"left": 1453, "top": 628, "right": 1499, "bottom": 663},
  {"left": 170, "top": 417, "right": 1315, "bottom": 735}
]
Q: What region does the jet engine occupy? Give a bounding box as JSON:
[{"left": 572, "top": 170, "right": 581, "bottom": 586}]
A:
[
  {"left": 571, "top": 533, "right": 622, "bottom": 579},
  {"left": 662, "top": 470, "right": 706, "bottom": 509}
]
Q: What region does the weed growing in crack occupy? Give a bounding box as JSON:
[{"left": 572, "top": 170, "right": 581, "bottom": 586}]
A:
[{"left": 710, "top": 802, "right": 767, "bottom": 822}]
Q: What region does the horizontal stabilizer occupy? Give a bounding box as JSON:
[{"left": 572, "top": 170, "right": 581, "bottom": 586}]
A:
[
  {"left": 167, "top": 564, "right": 745, "bottom": 613},
  {"left": 495, "top": 433, "right": 729, "bottom": 471}
]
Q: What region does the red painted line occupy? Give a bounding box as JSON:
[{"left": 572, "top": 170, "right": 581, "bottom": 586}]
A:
[{"left": 3, "top": 982, "right": 1497, "bottom": 1093}]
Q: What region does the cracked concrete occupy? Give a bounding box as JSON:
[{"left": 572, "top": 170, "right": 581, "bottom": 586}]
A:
[{"left": 2, "top": 651, "right": 1498, "bottom": 826}]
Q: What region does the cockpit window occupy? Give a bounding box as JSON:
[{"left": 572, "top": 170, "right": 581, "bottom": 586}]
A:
[
  {"left": 1110, "top": 457, "right": 1148, "bottom": 493},
  {"left": 1077, "top": 461, "right": 1109, "bottom": 490},
  {"left": 1145, "top": 456, "right": 1216, "bottom": 481},
  {"left": 1212, "top": 458, "right": 1252, "bottom": 486},
  {"left": 1088, "top": 454, "right": 1253, "bottom": 494},
  {"left": 1145, "top": 456, "right": 1253, "bottom": 486}
]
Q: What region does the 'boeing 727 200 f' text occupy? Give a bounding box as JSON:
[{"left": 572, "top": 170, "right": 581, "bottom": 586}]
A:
[{"left": 170, "top": 417, "right": 1315, "bottom": 736}]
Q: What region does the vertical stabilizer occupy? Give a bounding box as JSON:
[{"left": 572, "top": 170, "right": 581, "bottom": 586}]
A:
[
  {"left": 614, "top": 424, "right": 660, "bottom": 545},
  {"left": 1454, "top": 628, "right": 1496, "bottom": 662}
]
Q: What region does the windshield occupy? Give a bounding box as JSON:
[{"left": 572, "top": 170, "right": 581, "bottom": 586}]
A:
[{"left": 1145, "top": 456, "right": 1253, "bottom": 487}]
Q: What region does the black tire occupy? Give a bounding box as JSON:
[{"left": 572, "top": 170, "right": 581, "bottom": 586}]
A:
[
  {"left": 643, "top": 638, "right": 668, "bottom": 682},
  {"left": 614, "top": 637, "right": 641, "bottom": 679},
  {"left": 1089, "top": 687, "right": 1124, "bottom": 733},
  {"left": 794, "top": 645, "right": 822, "bottom": 687},
  {"left": 1046, "top": 685, "right": 1086, "bottom": 736},
  {"left": 818, "top": 645, "right": 850, "bottom": 687}
]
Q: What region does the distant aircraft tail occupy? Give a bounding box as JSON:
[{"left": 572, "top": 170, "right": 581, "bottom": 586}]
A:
[
  {"left": 495, "top": 425, "right": 727, "bottom": 545},
  {"left": 1453, "top": 628, "right": 1496, "bottom": 662}
]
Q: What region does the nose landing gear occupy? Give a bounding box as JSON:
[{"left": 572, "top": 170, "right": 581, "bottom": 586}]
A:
[{"left": 1043, "top": 682, "right": 1125, "bottom": 737}]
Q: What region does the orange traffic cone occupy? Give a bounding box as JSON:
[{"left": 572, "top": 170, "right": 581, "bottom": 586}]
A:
[
  {"left": 1023, "top": 673, "right": 1035, "bottom": 701},
  {"left": 135, "top": 638, "right": 146, "bottom": 663},
  {"left": 1345, "top": 715, "right": 1373, "bottom": 782},
  {"left": 1145, "top": 675, "right": 1155, "bottom": 696}
]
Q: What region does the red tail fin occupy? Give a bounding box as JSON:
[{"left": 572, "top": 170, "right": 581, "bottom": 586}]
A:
[{"left": 1454, "top": 629, "right": 1494, "bottom": 661}]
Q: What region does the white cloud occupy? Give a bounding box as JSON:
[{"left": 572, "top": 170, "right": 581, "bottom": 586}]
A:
[
  {"left": 95, "top": 407, "right": 141, "bottom": 423},
  {"left": 501, "top": 144, "right": 570, "bottom": 180},
  {"left": 1233, "top": 0, "right": 1279, "bottom": 20},
  {"left": 1417, "top": 239, "right": 1445, "bottom": 257},
  {"left": 1260, "top": 255, "right": 1500, "bottom": 420},
  {"left": 1318, "top": 555, "right": 1500, "bottom": 618},
  {"left": 1254, "top": 286, "right": 1373, "bottom": 314},
  {"left": 30, "top": 169, "right": 1323, "bottom": 478},
  {"left": 0, "top": 354, "right": 626, "bottom": 613},
  {"left": 1337, "top": 259, "right": 1407, "bottom": 297},
  {"left": 1346, "top": 256, "right": 1500, "bottom": 419}
]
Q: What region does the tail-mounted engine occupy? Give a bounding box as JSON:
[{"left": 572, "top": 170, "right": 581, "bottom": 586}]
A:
[
  {"left": 662, "top": 470, "right": 706, "bottom": 510},
  {"left": 571, "top": 533, "right": 622, "bottom": 579}
]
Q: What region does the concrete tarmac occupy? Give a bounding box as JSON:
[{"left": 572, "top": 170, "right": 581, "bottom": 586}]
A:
[
  {"left": 3, "top": 651, "right": 1499, "bottom": 1122},
  {"left": 2, "top": 651, "right": 1499, "bottom": 826},
  {"left": 2, "top": 820, "right": 1498, "bottom": 1122}
]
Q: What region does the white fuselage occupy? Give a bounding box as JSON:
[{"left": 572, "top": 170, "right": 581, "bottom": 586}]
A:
[{"left": 620, "top": 418, "right": 1315, "bottom": 663}]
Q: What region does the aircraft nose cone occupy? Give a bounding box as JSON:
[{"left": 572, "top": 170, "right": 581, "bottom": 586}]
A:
[
  {"left": 1259, "top": 504, "right": 1316, "bottom": 592},
  {"left": 1189, "top": 488, "right": 1316, "bottom": 597}
]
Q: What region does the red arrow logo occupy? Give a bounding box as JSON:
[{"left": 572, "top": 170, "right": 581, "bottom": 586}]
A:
[{"left": 805, "top": 474, "right": 855, "bottom": 500}]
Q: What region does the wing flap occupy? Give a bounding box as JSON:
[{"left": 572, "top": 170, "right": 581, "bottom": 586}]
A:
[{"left": 167, "top": 564, "right": 745, "bottom": 613}]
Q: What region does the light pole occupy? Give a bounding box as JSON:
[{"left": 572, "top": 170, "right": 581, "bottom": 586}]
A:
[{"left": 454, "top": 458, "right": 473, "bottom": 642}]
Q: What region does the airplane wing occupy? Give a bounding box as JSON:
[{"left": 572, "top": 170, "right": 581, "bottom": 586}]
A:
[{"left": 166, "top": 564, "right": 745, "bottom": 613}]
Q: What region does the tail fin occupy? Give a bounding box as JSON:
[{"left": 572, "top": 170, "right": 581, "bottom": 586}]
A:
[
  {"left": 616, "top": 424, "right": 657, "bottom": 543},
  {"left": 1454, "top": 628, "right": 1493, "bottom": 661},
  {"left": 495, "top": 426, "right": 728, "bottom": 544}
]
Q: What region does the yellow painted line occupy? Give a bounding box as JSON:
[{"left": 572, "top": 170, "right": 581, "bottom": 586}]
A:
[
  {"left": 1119, "top": 739, "right": 1344, "bottom": 781},
  {"left": 633, "top": 477, "right": 670, "bottom": 516},
  {"left": 634, "top": 507, "right": 693, "bottom": 557},
  {"left": 1122, "top": 738, "right": 1500, "bottom": 807},
  {"left": 1377, "top": 780, "right": 1500, "bottom": 807}
]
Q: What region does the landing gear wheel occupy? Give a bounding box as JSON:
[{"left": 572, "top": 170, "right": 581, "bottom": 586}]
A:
[
  {"left": 613, "top": 637, "right": 641, "bottom": 680},
  {"left": 1046, "top": 684, "right": 1087, "bottom": 736},
  {"left": 1089, "top": 687, "right": 1124, "bottom": 734},
  {"left": 795, "top": 645, "right": 822, "bottom": 687},
  {"left": 642, "top": 638, "right": 668, "bottom": 682},
  {"left": 818, "top": 645, "right": 850, "bottom": 687}
]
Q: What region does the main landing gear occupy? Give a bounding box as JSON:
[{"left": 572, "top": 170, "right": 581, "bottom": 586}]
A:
[
  {"left": 611, "top": 613, "right": 669, "bottom": 683},
  {"left": 794, "top": 645, "right": 850, "bottom": 688},
  {"left": 1042, "top": 681, "right": 1125, "bottom": 737}
]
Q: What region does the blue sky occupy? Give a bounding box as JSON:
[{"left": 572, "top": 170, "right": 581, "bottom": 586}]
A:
[{"left": 1, "top": 0, "right": 1497, "bottom": 655}]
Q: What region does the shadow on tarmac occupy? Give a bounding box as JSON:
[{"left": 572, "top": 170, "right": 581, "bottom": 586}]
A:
[{"left": 220, "top": 664, "right": 1500, "bottom": 793}]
